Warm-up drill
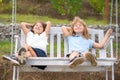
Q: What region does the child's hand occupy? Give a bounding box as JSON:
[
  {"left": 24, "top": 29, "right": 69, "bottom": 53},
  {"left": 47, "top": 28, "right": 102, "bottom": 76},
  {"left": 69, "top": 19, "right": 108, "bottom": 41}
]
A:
[
  {"left": 105, "top": 29, "right": 113, "bottom": 37},
  {"left": 46, "top": 21, "right": 51, "bottom": 25},
  {"left": 108, "top": 29, "right": 112, "bottom": 34}
]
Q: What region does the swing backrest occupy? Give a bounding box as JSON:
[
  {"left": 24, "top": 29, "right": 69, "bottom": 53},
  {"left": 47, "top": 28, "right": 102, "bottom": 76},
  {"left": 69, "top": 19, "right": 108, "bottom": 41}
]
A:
[{"left": 20, "top": 27, "right": 114, "bottom": 59}]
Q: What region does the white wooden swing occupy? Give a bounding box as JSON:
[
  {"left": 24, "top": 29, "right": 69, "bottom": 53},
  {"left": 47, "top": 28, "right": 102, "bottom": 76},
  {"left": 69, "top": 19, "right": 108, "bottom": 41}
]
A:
[{"left": 10, "top": 0, "right": 119, "bottom": 80}]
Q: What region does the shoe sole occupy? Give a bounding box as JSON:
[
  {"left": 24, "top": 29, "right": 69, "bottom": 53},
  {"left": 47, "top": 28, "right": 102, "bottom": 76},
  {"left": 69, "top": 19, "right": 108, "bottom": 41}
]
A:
[
  {"left": 2, "top": 55, "right": 20, "bottom": 66},
  {"left": 18, "top": 48, "right": 27, "bottom": 65},
  {"left": 69, "top": 57, "right": 84, "bottom": 68},
  {"left": 85, "top": 53, "right": 97, "bottom": 66}
]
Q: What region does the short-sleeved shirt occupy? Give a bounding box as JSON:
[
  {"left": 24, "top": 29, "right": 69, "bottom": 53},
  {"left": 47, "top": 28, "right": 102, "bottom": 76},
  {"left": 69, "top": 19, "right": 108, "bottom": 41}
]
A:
[
  {"left": 26, "top": 31, "right": 48, "bottom": 52},
  {"left": 67, "top": 35, "right": 94, "bottom": 54}
]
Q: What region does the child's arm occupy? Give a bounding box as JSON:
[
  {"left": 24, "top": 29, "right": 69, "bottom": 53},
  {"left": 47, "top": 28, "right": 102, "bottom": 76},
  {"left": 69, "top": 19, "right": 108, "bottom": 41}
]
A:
[
  {"left": 20, "top": 22, "right": 33, "bottom": 36},
  {"left": 93, "top": 29, "right": 112, "bottom": 48},
  {"left": 45, "top": 21, "right": 51, "bottom": 37},
  {"left": 62, "top": 26, "right": 72, "bottom": 37}
]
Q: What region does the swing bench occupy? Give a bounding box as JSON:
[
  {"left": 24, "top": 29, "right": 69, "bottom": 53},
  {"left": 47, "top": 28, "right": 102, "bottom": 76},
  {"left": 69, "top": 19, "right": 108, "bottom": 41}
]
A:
[{"left": 12, "top": 26, "right": 117, "bottom": 80}]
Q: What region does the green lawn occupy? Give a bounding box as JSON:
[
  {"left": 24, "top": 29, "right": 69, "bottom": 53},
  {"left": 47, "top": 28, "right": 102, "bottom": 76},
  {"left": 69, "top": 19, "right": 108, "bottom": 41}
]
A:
[
  {"left": 0, "top": 14, "right": 107, "bottom": 25},
  {"left": 0, "top": 41, "right": 11, "bottom": 57}
]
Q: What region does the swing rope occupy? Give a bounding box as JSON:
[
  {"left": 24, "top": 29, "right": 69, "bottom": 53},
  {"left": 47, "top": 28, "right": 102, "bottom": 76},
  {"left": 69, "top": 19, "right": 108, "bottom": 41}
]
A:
[
  {"left": 10, "top": 0, "right": 16, "bottom": 54},
  {"left": 115, "top": 0, "right": 119, "bottom": 63},
  {"left": 109, "top": 0, "right": 119, "bottom": 63},
  {"left": 109, "top": 0, "right": 113, "bottom": 28}
]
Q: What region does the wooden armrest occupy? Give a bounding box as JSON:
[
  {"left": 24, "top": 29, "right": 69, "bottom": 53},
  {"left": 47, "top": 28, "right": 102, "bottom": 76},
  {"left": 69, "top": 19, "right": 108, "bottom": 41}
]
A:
[{"left": 14, "top": 35, "right": 20, "bottom": 53}]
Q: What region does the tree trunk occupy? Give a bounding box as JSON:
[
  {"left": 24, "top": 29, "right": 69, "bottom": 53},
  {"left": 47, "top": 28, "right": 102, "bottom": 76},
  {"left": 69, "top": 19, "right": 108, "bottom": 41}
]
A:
[{"left": 104, "top": 0, "right": 109, "bottom": 23}]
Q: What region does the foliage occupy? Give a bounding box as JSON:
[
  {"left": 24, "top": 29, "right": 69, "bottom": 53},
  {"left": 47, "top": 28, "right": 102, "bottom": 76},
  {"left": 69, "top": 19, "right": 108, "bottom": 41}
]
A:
[
  {"left": 51, "top": 0, "right": 82, "bottom": 16},
  {"left": 87, "top": 0, "right": 104, "bottom": 13},
  {"left": 0, "top": 0, "right": 12, "bottom": 13},
  {"left": 1, "top": 0, "right": 10, "bottom": 4}
]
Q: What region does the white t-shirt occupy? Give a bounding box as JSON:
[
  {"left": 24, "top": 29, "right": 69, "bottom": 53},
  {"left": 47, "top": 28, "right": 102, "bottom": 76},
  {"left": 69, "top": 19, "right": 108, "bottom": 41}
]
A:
[{"left": 26, "top": 31, "right": 48, "bottom": 52}]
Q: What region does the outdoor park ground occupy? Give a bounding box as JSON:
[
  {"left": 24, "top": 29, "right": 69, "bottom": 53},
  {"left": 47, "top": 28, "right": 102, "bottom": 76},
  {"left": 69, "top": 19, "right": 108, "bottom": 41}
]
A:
[{"left": 0, "top": 55, "right": 120, "bottom": 80}]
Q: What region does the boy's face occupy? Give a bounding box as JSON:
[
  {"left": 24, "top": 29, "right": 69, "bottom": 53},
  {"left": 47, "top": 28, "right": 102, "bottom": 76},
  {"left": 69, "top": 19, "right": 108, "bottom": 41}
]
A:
[
  {"left": 33, "top": 23, "right": 44, "bottom": 34},
  {"left": 73, "top": 22, "right": 84, "bottom": 34}
]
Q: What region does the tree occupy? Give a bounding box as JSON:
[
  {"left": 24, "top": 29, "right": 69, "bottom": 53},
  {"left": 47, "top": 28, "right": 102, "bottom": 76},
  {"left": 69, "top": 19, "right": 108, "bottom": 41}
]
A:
[
  {"left": 2, "top": 0, "right": 10, "bottom": 4},
  {"left": 0, "top": 0, "right": 12, "bottom": 13},
  {"left": 51, "top": 0, "right": 82, "bottom": 16},
  {"left": 104, "top": 0, "right": 109, "bottom": 23},
  {"left": 87, "top": 0, "right": 104, "bottom": 13}
]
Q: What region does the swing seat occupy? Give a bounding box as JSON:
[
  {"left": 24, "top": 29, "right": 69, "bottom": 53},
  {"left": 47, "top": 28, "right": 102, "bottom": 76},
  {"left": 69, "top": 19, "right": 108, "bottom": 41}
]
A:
[{"left": 13, "top": 27, "right": 117, "bottom": 80}]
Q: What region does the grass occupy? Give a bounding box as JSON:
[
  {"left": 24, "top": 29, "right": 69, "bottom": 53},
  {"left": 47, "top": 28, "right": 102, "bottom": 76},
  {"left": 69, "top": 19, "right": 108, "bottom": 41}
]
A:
[
  {"left": 0, "top": 13, "right": 107, "bottom": 25},
  {"left": 84, "top": 17, "right": 107, "bottom": 25},
  {"left": 0, "top": 41, "right": 11, "bottom": 57},
  {"left": 0, "top": 14, "right": 70, "bottom": 25}
]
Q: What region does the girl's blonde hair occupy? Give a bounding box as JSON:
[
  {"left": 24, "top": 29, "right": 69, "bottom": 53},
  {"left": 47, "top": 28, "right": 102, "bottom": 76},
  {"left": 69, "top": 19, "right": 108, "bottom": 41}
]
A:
[{"left": 70, "top": 16, "right": 90, "bottom": 39}]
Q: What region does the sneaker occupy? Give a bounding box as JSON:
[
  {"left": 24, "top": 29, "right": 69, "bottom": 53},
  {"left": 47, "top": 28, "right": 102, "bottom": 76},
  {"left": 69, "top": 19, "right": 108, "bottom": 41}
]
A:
[
  {"left": 9, "top": 54, "right": 18, "bottom": 60},
  {"left": 69, "top": 57, "right": 84, "bottom": 69},
  {"left": 17, "top": 47, "right": 27, "bottom": 65},
  {"left": 2, "top": 55, "right": 20, "bottom": 66},
  {"left": 85, "top": 52, "right": 97, "bottom": 66}
]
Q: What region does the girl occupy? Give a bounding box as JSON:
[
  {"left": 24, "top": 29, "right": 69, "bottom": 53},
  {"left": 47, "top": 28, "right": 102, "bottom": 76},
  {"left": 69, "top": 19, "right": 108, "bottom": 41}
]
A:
[
  {"left": 18, "top": 21, "right": 51, "bottom": 69},
  {"left": 3, "top": 21, "right": 51, "bottom": 70},
  {"left": 62, "top": 17, "right": 112, "bottom": 68}
]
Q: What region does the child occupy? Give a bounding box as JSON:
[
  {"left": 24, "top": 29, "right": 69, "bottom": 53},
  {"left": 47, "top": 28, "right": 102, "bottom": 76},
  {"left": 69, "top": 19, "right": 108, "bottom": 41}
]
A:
[
  {"left": 62, "top": 17, "right": 112, "bottom": 68},
  {"left": 3, "top": 21, "right": 51, "bottom": 70}
]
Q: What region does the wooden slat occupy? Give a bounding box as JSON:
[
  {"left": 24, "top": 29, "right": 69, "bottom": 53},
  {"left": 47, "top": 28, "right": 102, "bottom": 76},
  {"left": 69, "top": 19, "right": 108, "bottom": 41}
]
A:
[
  {"left": 50, "top": 34, "right": 54, "bottom": 57},
  {"left": 57, "top": 34, "right": 61, "bottom": 57}
]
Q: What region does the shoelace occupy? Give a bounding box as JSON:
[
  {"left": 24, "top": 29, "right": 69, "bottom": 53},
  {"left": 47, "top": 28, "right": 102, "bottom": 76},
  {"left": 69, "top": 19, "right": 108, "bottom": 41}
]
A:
[{"left": 70, "top": 56, "right": 77, "bottom": 62}]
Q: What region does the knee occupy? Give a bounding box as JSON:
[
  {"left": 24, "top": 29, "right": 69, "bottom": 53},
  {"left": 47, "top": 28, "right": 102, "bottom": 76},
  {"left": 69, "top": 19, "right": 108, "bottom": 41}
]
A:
[
  {"left": 24, "top": 44, "right": 31, "bottom": 50},
  {"left": 82, "top": 51, "right": 91, "bottom": 58},
  {"left": 69, "top": 51, "right": 79, "bottom": 58}
]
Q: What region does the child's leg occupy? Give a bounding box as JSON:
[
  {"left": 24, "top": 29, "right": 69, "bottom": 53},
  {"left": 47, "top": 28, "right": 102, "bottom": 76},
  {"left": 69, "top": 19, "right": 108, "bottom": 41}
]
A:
[
  {"left": 68, "top": 51, "right": 84, "bottom": 68},
  {"left": 24, "top": 44, "right": 37, "bottom": 57},
  {"left": 17, "top": 44, "right": 36, "bottom": 65},
  {"left": 69, "top": 51, "right": 79, "bottom": 61},
  {"left": 82, "top": 51, "right": 97, "bottom": 66},
  {"left": 25, "top": 51, "right": 32, "bottom": 58},
  {"left": 2, "top": 55, "right": 20, "bottom": 65}
]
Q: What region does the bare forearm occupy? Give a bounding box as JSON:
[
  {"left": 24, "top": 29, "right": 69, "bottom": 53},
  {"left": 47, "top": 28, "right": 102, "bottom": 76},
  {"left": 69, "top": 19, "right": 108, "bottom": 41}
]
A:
[
  {"left": 100, "top": 36, "right": 109, "bottom": 47},
  {"left": 45, "top": 21, "right": 51, "bottom": 36},
  {"left": 101, "top": 29, "right": 112, "bottom": 45},
  {"left": 21, "top": 22, "right": 33, "bottom": 27},
  {"left": 62, "top": 26, "right": 72, "bottom": 37},
  {"left": 66, "top": 26, "right": 72, "bottom": 31},
  {"left": 20, "top": 22, "right": 33, "bottom": 35},
  {"left": 94, "top": 29, "right": 112, "bottom": 48}
]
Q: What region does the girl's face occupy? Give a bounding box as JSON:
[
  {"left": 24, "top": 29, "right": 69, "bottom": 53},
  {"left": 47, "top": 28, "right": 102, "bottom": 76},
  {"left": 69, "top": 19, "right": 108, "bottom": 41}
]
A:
[
  {"left": 33, "top": 23, "right": 44, "bottom": 34},
  {"left": 73, "top": 22, "right": 84, "bottom": 35}
]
